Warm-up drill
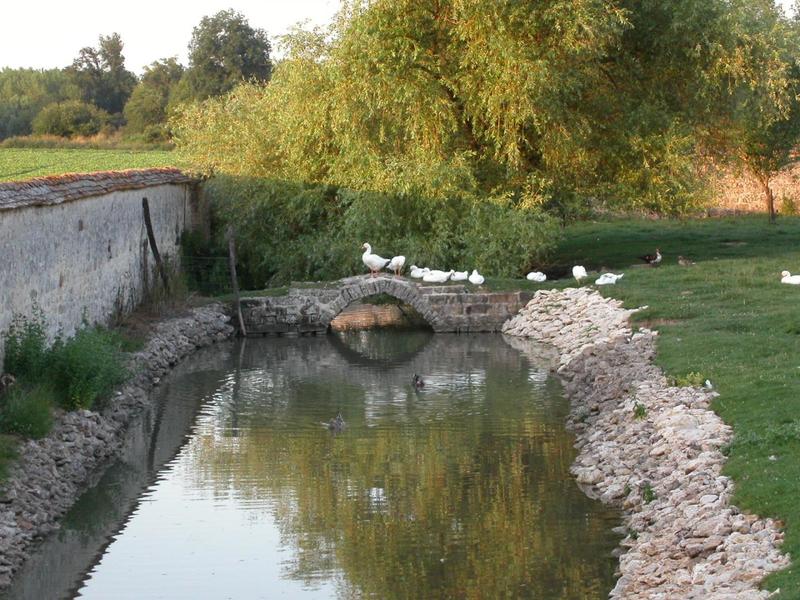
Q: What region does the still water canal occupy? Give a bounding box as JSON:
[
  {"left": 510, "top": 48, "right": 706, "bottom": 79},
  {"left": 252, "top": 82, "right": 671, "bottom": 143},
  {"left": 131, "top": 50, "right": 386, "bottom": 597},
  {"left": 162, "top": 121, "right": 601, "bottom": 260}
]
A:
[{"left": 5, "top": 331, "right": 619, "bottom": 599}]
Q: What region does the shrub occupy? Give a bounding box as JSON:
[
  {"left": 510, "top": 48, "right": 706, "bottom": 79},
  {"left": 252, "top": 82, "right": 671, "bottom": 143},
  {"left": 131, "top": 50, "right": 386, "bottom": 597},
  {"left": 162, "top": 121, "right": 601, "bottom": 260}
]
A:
[
  {"left": 674, "top": 372, "right": 705, "bottom": 387},
  {"left": 204, "top": 175, "right": 561, "bottom": 288},
  {"left": 49, "top": 326, "right": 128, "bottom": 410},
  {"left": 2, "top": 308, "right": 49, "bottom": 381},
  {"left": 779, "top": 196, "right": 797, "bottom": 216},
  {"left": 0, "top": 385, "right": 54, "bottom": 438},
  {"left": 32, "top": 100, "right": 109, "bottom": 138}
]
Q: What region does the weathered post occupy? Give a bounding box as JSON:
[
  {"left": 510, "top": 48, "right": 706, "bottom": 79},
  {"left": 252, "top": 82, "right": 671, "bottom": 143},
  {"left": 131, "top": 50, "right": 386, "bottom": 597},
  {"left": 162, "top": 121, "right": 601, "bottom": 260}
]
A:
[
  {"left": 227, "top": 225, "right": 247, "bottom": 336},
  {"left": 142, "top": 197, "right": 171, "bottom": 292}
]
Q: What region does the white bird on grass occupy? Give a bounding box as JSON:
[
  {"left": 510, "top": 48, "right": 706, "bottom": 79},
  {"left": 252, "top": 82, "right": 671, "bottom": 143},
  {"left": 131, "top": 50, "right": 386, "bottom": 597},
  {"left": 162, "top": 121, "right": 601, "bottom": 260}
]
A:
[
  {"left": 526, "top": 271, "right": 547, "bottom": 283},
  {"left": 595, "top": 272, "right": 624, "bottom": 285},
  {"left": 409, "top": 265, "right": 428, "bottom": 278},
  {"left": 468, "top": 269, "right": 485, "bottom": 285},
  {"left": 572, "top": 265, "right": 588, "bottom": 283},
  {"left": 423, "top": 269, "right": 454, "bottom": 283},
  {"left": 781, "top": 271, "right": 800, "bottom": 285},
  {"left": 361, "top": 243, "right": 390, "bottom": 277},
  {"left": 451, "top": 270, "right": 469, "bottom": 281},
  {"left": 386, "top": 255, "right": 406, "bottom": 276}
]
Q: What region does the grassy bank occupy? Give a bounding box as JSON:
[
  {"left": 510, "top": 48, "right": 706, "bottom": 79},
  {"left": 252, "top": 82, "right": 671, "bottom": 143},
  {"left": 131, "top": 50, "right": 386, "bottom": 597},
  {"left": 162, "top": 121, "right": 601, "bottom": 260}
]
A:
[
  {"left": 554, "top": 216, "right": 800, "bottom": 596},
  {"left": 0, "top": 148, "right": 181, "bottom": 182}
]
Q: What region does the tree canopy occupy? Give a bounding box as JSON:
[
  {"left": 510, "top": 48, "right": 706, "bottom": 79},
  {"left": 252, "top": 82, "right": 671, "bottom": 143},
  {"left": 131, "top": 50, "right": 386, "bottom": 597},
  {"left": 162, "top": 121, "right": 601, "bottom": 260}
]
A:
[
  {"left": 173, "top": 0, "right": 800, "bottom": 215},
  {"left": 178, "top": 9, "right": 272, "bottom": 102},
  {"left": 123, "top": 58, "right": 184, "bottom": 139},
  {"left": 66, "top": 33, "right": 137, "bottom": 115}
]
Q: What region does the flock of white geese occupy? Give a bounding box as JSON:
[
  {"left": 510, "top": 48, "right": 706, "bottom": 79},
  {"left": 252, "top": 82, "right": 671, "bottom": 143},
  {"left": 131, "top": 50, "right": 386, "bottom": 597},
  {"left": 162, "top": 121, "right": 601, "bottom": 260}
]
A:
[
  {"left": 362, "top": 242, "right": 800, "bottom": 287},
  {"left": 361, "top": 242, "right": 627, "bottom": 286}
]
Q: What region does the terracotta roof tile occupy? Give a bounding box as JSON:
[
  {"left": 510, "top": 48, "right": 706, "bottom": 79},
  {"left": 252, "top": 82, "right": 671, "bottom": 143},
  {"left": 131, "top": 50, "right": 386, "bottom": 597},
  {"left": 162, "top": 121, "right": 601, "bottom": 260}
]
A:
[{"left": 0, "top": 168, "right": 198, "bottom": 211}]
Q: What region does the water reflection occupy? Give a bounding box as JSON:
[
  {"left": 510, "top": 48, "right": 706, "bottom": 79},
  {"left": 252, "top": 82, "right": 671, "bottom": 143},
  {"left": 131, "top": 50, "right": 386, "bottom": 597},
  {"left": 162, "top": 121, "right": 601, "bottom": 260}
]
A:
[{"left": 3, "top": 333, "right": 620, "bottom": 600}]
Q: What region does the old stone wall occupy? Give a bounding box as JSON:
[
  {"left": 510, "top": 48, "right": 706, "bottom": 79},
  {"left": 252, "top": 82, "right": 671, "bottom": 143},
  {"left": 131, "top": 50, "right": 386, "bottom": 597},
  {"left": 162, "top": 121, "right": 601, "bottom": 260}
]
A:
[
  {"left": 503, "top": 288, "right": 787, "bottom": 599},
  {"left": 0, "top": 169, "right": 197, "bottom": 360}
]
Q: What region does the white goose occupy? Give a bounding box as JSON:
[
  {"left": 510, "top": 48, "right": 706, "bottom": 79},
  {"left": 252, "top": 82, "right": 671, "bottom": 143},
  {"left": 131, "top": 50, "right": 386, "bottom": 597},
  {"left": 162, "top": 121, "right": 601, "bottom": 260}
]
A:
[
  {"left": 361, "top": 243, "right": 390, "bottom": 277},
  {"left": 595, "top": 272, "right": 624, "bottom": 285},
  {"left": 409, "top": 265, "right": 428, "bottom": 279},
  {"left": 526, "top": 271, "right": 547, "bottom": 283},
  {"left": 423, "top": 269, "right": 454, "bottom": 283},
  {"left": 781, "top": 270, "right": 800, "bottom": 285},
  {"left": 424, "top": 269, "right": 455, "bottom": 283},
  {"left": 468, "top": 269, "right": 484, "bottom": 285},
  {"left": 451, "top": 270, "right": 469, "bottom": 281},
  {"left": 386, "top": 255, "right": 406, "bottom": 276},
  {"left": 572, "top": 265, "right": 587, "bottom": 283}
]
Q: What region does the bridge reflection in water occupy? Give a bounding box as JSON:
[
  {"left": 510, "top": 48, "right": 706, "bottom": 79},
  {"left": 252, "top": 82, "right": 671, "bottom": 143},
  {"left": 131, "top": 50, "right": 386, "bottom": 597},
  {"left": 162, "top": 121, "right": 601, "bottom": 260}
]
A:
[{"left": 4, "top": 332, "right": 621, "bottom": 600}]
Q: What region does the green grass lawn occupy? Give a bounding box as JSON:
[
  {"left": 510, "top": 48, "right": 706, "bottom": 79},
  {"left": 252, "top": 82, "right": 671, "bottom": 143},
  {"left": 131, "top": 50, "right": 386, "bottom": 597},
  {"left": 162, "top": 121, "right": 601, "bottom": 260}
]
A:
[
  {"left": 0, "top": 148, "right": 182, "bottom": 182},
  {"left": 554, "top": 216, "right": 800, "bottom": 597}
]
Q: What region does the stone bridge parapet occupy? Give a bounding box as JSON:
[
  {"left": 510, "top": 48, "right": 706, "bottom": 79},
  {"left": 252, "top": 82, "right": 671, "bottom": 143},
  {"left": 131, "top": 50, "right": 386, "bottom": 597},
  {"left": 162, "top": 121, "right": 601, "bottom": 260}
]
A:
[{"left": 239, "top": 275, "right": 534, "bottom": 334}]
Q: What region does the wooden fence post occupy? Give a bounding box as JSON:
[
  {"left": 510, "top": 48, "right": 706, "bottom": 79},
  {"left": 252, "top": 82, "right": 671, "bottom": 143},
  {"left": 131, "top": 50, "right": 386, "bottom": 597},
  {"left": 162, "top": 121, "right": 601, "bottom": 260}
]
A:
[
  {"left": 227, "top": 225, "right": 247, "bottom": 336},
  {"left": 142, "top": 197, "right": 171, "bottom": 292}
]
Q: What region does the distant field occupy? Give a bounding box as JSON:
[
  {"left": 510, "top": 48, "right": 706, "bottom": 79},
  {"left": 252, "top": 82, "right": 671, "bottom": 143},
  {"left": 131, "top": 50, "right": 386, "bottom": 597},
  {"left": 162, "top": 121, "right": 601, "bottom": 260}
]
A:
[{"left": 0, "top": 148, "right": 182, "bottom": 182}]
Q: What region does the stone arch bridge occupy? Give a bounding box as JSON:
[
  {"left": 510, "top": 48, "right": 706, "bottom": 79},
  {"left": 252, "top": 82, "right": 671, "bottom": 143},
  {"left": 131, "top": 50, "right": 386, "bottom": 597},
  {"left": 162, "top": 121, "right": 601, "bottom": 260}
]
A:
[{"left": 240, "top": 275, "right": 534, "bottom": 334}]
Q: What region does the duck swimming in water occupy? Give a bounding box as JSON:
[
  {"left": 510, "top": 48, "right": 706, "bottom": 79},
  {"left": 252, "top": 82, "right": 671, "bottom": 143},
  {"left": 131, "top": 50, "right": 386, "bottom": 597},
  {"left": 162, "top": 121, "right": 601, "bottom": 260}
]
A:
[
  {"left": 323, "top": 413, "right": 346, "bottom": 432},
  {"left": 413, "top": 374, "right": 425, "bottom": 389}
]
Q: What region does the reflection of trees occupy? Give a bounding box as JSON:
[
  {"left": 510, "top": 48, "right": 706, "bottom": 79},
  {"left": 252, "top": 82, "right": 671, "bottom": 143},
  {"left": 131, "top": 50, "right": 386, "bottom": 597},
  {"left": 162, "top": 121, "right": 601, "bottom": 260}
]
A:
[
  {"left": 328, "top": 329, "right": 435, "bottom": 367},
  {"left": 183, "top": 334, "right": 619, "bottom": 599}
]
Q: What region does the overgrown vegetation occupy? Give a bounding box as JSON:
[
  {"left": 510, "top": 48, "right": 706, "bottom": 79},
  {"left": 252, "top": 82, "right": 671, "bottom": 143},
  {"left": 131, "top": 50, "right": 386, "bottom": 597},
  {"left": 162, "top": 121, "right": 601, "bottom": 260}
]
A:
[
  {"left": 0, "top": 385, "right": 54, "bottom": 439},
  {"left": 554, "top": 215, "right": 800, "bottom": 595},
  {"left": 187, "top": 176, "right": 560, "bottom": 288},
  {"left": 1, "top": 310, "right": 129, "bottom": 442}
]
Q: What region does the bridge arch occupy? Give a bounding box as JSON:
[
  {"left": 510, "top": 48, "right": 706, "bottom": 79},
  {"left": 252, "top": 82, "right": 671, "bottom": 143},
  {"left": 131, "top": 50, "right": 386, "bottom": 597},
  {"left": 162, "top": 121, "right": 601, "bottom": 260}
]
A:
[{"left": 321, "top": 276, "right": 445, "bottom": 331}]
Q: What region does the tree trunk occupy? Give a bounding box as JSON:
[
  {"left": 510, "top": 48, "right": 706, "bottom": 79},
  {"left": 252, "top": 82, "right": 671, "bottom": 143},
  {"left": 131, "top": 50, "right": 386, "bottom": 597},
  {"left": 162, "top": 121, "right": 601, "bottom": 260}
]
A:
[
  {"left": 226, "top": 225, "right": 247, "bottom": 336},
  {"left": 142, "top": 197, "right": 171, "bottom": 291},
  {"left": 756, "top": 174, "right": 776, "bottom": 224}
]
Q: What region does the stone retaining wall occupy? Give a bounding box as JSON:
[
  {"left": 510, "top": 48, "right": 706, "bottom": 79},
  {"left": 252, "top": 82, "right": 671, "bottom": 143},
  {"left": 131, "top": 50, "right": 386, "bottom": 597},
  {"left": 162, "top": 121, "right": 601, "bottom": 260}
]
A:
[
  {"left": 0, "top": 169, "right": 199, "bottom": 362},
  {"left": 503, "top": 288, "right": 788, "bottom": 598},
  {"left": 0, "top": 304, "right": 234, "bottom": 588}
]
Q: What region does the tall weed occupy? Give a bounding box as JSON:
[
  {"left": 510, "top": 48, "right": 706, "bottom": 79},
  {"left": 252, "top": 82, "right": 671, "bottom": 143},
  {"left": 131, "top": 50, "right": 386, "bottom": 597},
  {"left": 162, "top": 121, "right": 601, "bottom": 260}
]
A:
[
  {"left": 0, "top": 385, "right": 54, "bottom": 439},
  {"left": 2, "top": 307, "right": 49, "bottom": 380},
  {"left": 49, "top": 326, "right": 128, "bottom": 410}
]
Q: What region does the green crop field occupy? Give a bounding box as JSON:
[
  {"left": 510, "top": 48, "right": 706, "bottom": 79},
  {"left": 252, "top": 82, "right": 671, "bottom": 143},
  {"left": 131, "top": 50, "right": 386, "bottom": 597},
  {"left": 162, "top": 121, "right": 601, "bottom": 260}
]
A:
[{"left": 0, "top": 148, "right": 182, "bottom": 182}]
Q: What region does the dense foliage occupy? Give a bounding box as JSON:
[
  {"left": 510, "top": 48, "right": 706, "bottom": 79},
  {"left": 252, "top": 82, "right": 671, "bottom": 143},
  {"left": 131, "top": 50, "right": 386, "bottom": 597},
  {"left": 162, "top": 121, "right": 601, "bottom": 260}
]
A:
[
  {"left": 174, "top": 0, "right": 800, "bottom": 217},
  {"left": 2, "top": 311, "right": 128, "bottom": 418},
  {"left": 197, "top": 176, "right": 560, "bottom": 288},
  {"left": 0, "top": 10, "right": 270, "bottom": 143},
  {"left": 176, "top": 9, "right": 272, "bottom": 103},
  {"left": 123, "top": 58, "right": 185, "bottom": 141},
  {"left": 66, "top": 33, "right": 137, "bottom": 116},
  {"left": 0, "top": 68, "right": 80, "bottom": 139},
  {"left": 31, "top": 100, "right": 109, "bottom": 137}
]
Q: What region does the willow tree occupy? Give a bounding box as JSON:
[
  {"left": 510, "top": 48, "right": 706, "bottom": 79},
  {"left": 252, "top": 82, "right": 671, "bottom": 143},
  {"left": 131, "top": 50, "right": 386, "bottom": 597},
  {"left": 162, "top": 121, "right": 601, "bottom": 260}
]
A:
[{"left": 173, "top": 0, "right": 797, "bottom": 215}]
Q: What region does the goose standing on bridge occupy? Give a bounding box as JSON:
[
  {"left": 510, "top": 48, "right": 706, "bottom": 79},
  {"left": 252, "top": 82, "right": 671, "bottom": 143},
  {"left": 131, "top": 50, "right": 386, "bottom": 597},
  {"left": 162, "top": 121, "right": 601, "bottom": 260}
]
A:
[
  {"left": 386, "top": 255, "right": 406, "bottom": 276},
  {"left": 362, "top": 243, "right": 391, "bottom": 277}
]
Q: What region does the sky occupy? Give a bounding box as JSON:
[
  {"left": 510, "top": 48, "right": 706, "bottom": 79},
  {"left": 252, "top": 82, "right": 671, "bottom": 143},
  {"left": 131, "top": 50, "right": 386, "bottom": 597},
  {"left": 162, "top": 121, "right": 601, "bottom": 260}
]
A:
[
  {"left": 0, "top": 0, "right": 795, "bottom": 75},
  {"left": 0, "top": 0, "right": 342, "bottom": 74}
]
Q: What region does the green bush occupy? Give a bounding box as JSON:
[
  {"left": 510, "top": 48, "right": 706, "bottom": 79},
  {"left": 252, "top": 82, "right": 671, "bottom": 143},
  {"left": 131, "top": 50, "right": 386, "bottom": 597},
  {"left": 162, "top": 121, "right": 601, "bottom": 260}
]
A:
[
  {"left": 31, "top": 100, "right": 110, "bottom": 138},
  {"left": 0, "top": 385, "right": 54, "bottom": 439},
  {"left": 779, "top": 196, "right": 797, "bottom": 216},
  {"left": 2, "top": 308, "right": 49, "bottom": 381},
  {"left": 204, "top": 175, "right": 561, "bottom": 288},
  {"left": 49, "top": 326, "right": 128, "bottom": 410}
]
